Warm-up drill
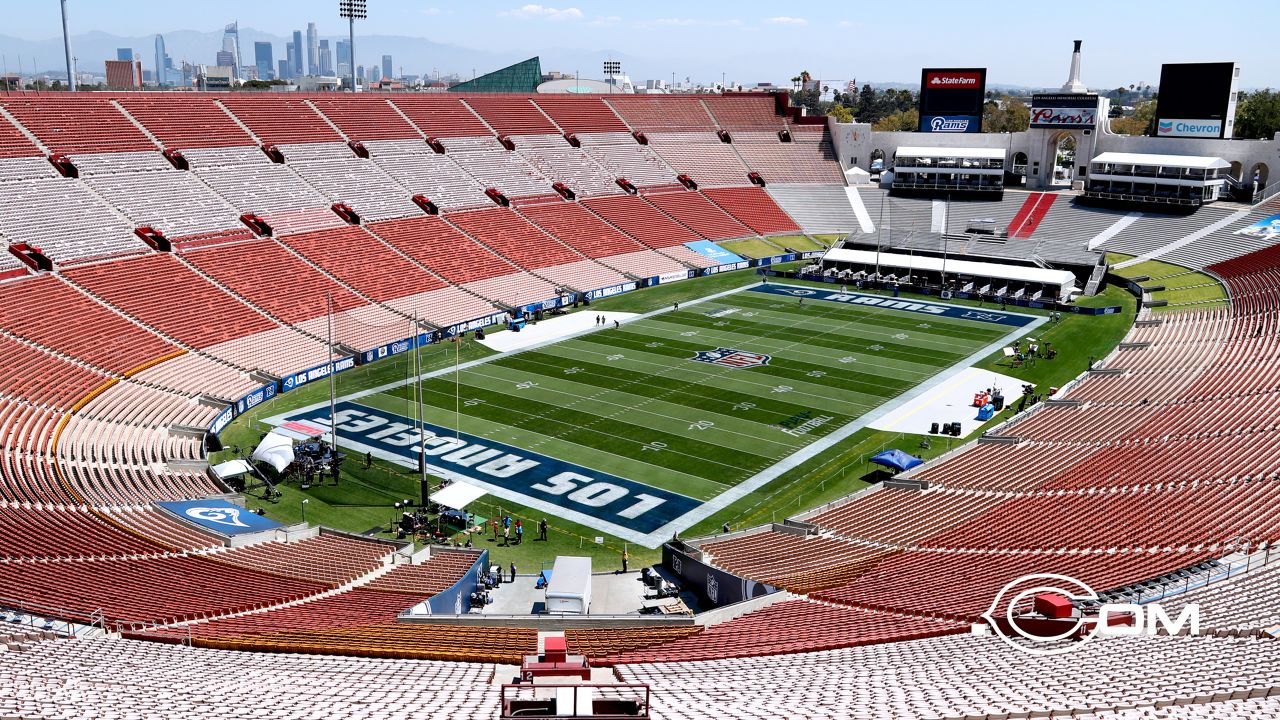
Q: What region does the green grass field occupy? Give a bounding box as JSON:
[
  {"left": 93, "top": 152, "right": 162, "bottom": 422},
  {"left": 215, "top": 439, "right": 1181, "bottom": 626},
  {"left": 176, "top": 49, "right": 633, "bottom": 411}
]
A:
[
  {"left": 768, "top": 235, "right": 828, "bottom": 252},
  {"left": 720, "top": 237, "right": 786, "bottom": 259},
  {"left": 217, "top": 268, "right": 1129, "bottom": 569},
  {"left": 355, "top": 287, "right": 1008, "bottom": 499},
  {"left": 1107, "top": 255, "right": 1228, "bottom": 309}
]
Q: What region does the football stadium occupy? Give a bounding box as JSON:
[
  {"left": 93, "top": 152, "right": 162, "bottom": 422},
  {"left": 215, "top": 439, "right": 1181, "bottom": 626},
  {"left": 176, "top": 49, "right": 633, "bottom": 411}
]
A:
[{"left": 3, "top": 3, "right": 1280, "bottom": 718}]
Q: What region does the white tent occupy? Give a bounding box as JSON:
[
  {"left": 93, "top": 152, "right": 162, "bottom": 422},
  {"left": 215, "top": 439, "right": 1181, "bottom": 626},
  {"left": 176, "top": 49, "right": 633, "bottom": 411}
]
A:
[
  {"left": 252, "top": 432, "right": 295, "bottom": 473},
  {"left": 211, "top": 459, "right": 254, "bottom": 481},
  {"left": 431, "top": 481, "right": 487, "bottom": 511},
  {"left": 844, "top": 165, "right": 872, "bottom": 184}
]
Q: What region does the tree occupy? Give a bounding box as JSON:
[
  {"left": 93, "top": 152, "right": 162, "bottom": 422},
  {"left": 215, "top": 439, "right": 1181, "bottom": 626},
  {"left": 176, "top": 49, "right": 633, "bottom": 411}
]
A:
[
  {"left": 982, "top": 95, "right": 1030, "bottom": 133},
  {"left": 828, "top": 104, "right": 854, "bottom": 123},
  {"left": 1235, "top": 89, "right": 1280, "bottom": 140},
  {"left": 856, "top": 84, "right": 876, "bottom": 118},
  {"left": 873, "top": 109, "right": 919, "bottom": 132},
  {"left": 1109, "top": 100, "right": 1156, "bottom": 136}
]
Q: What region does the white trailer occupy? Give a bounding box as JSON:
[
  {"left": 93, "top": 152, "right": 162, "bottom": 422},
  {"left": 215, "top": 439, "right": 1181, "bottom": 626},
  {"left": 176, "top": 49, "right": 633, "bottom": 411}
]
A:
[{"left": 544, "top": 556, "right": 592, "bottom": 615}]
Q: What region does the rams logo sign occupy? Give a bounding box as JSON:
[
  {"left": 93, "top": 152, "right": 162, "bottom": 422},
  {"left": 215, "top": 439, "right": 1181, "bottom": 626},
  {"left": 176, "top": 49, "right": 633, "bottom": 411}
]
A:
[{"left": 692, "top": 348, "right": 772, "bottom": 369}]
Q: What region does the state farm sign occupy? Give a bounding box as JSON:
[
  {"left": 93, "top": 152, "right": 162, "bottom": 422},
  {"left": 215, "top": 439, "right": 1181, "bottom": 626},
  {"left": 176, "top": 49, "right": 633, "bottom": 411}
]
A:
[{"left": 926, "top": 71, "right": 982, "bottom": 87}]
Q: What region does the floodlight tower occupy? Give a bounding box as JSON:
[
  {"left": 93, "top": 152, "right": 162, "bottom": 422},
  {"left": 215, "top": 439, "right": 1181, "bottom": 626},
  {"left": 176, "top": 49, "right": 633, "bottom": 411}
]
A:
[
  {"left": 604, "top": 59, "right": 620, "bottom": 93},
  {"left": 60, "top": 0, "right": 76, "bottom": 90},
  {"left": 339, "top": 0, "right": 367, "bottom": 92}
]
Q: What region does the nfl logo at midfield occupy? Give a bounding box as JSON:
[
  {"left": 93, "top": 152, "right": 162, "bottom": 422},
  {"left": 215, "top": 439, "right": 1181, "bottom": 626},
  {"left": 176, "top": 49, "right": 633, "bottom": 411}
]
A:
[{"left": 692, "top": 347, "right": 771, "bottom": 369}]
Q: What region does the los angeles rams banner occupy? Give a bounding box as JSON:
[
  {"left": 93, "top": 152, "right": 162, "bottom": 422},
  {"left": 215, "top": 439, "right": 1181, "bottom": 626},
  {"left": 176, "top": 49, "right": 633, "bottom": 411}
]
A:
[{"left": 156, "top": 499, "right": 283, "bottom": 536}]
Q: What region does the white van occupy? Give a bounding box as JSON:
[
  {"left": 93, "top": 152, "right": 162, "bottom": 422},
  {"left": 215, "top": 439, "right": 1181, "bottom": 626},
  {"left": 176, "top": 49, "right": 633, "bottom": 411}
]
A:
[{"left": 544, "top": 556, "right": 592, "bottom": 615}]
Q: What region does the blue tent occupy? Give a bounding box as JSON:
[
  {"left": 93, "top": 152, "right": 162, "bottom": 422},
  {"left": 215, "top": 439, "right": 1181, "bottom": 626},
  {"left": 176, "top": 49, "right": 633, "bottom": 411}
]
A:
[{"left": 870, "top": 449, "right": 924, "bottom": 473}]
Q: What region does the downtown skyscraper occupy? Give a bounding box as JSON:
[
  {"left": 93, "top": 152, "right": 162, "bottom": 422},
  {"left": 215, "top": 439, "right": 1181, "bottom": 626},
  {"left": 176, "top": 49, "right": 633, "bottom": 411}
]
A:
[
  {"left": 222, "top": 22, "right": 242, "bottom": 79},
  {"left": 306, "top": 22, "right": 319, "bottom": 76}
]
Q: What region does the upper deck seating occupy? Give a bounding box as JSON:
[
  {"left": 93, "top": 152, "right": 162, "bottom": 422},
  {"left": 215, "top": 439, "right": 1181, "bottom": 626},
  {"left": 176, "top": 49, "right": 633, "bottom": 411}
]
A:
[
  {"left": 702, "top": 96, "right": 785, "bottom": 130},
  {"left": 604, "top": 96, "right": 718, "bottom": 132},
  {"left": 388, "top": 96, "right": 493, "bottom": 138},
  {"left": 463, "top": 96, "right": 559, "bottom": 136},
  {"left": 0, "top": 95, "right": 155, "bottom": 156},
  {"left": 308, "top": 96, "right": 420, "bottom": 141},
  {"left": 217, "top": 95, "right": 341, "bottom": 146},
  {"left": 115, "top": 94, "right": 257, "bottom": 149},
  {"left": 534, "top": 96, "right": 629, "bottom": 134}
]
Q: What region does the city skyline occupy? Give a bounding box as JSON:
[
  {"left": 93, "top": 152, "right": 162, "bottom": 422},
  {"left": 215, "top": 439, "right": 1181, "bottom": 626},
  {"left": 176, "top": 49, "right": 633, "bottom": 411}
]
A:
[{"left": 2, "top": 0, "right": 1277, "bottom": 89}]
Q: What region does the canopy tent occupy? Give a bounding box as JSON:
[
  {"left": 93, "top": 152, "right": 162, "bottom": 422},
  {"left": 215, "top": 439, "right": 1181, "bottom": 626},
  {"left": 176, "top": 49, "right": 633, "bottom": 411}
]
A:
[
  {"left": 821, "top": 247, "right": 1079, "bottom": 298},
  {"left": 870, "top": 449, "right": 924, "bottom": 473},
  {"left": 1090, "top": 152, "right": 1230, "bottom": 171},
  {"left": 896, "top": 146, "right": 1006, "bottom": 161},
  {"left": 252, "top": 432, "right": 295, "bottom": 473},
  {"left": 845, "top": 165, "right": 872, "bottom": 184},
  {"left": 432, "top": 481, "right": 487, "bottom": 511},
  {"left": 210, "top": 459, "right": 254, "bottom": 481}
]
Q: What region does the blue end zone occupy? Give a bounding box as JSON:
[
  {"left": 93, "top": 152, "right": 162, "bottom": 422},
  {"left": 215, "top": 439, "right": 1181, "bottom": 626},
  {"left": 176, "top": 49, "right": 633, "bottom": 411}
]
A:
[
  {"left": 283, "top": 401, "right": 700, "bottom": 539},
  {"left": 749, "top": 284, "right": 1036, "bottom": 327}
]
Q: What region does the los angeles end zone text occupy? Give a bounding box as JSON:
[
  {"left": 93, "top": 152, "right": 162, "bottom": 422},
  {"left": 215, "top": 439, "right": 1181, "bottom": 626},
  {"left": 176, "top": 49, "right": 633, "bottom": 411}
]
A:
[
  {"left": 289, "top": 400, "right": 701, "bottom": 540},
  {"left": 271, "top": 284, "right": 1033, "bottom": 547}
]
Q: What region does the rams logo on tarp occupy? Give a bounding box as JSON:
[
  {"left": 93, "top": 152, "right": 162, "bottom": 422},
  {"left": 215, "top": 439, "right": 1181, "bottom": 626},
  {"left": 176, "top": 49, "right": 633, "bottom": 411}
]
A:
[
  {"left": 692, "top": 348, "right": 771, "bottom": 369},
  {"left": 185, "top": 506, "right": 249, "bottom": 528}
]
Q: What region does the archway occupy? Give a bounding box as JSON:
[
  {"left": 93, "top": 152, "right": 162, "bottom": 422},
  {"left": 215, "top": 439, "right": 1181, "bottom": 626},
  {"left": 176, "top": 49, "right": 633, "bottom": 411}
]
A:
[
  {"left": 1249, "top": 162, "right": 1270, "bottom": 191},
  {"left": 1228, "top": 160, "right": 1243, "bottom": 182},
  {"left": 1050, "top": 132, "right": 1077, "bottom": 187},
  {"left": 1011, "top": 151, "right": 1028, "bottom": 186}
]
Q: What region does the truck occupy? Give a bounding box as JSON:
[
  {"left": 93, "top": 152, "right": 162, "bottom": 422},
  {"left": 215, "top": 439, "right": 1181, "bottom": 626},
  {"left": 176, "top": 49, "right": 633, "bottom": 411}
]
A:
[{"left": 544, "top": 556, "right": 592, "bottom": 615}]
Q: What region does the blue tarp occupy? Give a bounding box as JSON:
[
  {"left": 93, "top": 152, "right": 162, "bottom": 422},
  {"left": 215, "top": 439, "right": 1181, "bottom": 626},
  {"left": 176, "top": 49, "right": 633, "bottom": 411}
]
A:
[
  {"left": 684, "top": 240, "right": 746, "bottom": 264},
  {"left": 870, "top": 449, "right": 924, "bottom": 473},
  {"left": 156, "top": 499, "right": 283, "bottom": 536}
]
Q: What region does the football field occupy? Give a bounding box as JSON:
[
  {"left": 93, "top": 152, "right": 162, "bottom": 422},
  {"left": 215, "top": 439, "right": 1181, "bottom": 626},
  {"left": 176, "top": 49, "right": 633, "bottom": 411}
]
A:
[{"left": 271, "top": 284, "right": 1035, "bottom": 546}]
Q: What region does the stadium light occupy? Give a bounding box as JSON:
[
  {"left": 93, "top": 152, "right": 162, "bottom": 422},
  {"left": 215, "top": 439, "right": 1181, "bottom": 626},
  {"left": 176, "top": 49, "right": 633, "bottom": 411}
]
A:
[
  {"left": 339, "top": 0, "right": 367, "bottom": 93},
  {"left": 604, "top": 60, "right": 620, "bottom": 93}
]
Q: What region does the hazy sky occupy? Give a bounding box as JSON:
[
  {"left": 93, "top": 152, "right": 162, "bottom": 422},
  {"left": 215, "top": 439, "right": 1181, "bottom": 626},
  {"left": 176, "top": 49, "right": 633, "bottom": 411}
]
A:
[{"left": 6, "top": 0, "right": 1277, "bottom": 87}]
